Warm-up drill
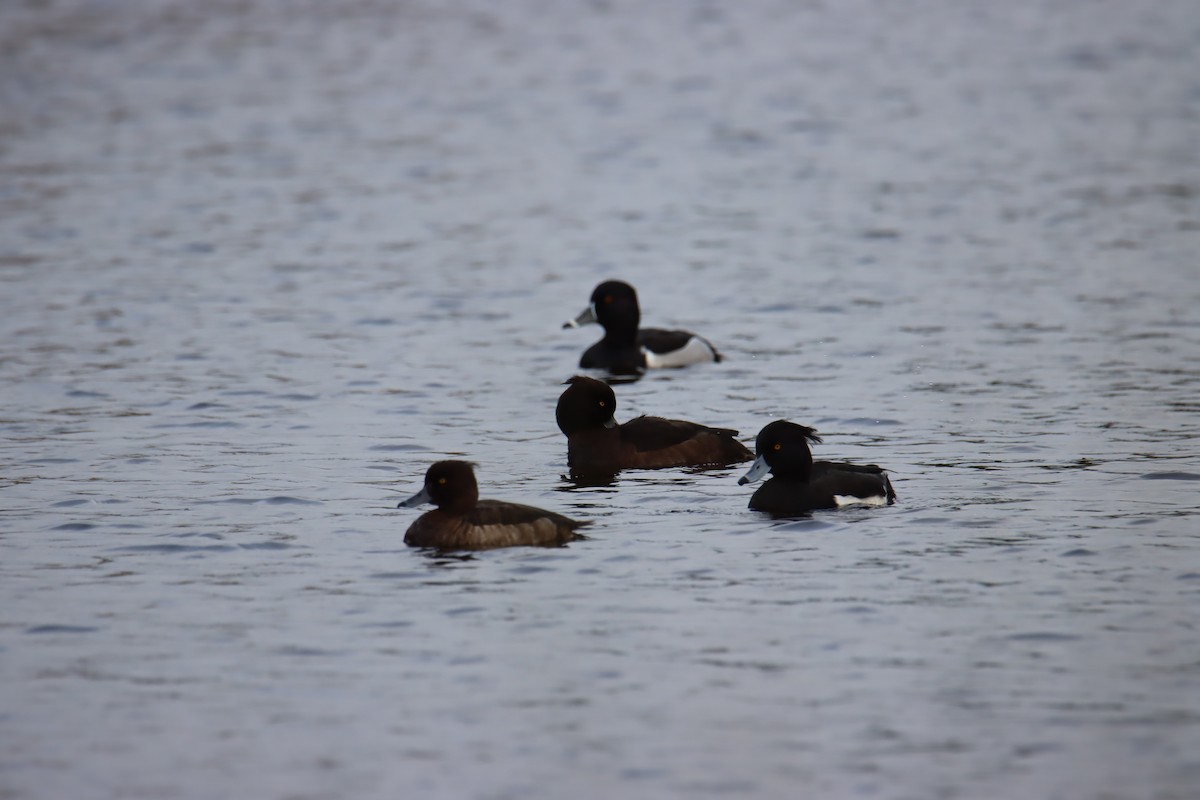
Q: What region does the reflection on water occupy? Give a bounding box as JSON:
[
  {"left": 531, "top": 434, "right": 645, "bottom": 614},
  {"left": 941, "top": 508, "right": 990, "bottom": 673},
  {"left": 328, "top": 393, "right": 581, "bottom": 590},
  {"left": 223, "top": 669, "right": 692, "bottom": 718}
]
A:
[{"left": 2, "top": 0, "right": 1200, "bottom": 798}]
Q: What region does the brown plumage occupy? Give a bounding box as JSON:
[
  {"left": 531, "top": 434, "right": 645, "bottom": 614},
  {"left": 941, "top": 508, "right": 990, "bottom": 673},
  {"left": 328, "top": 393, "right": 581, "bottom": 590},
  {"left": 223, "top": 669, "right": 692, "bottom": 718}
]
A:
[
  {"left": 398, "top": 461, "right": 588, "bottom": 550},
  {"left": 555, "top": 375, "right": 752, "bottom": 477}
]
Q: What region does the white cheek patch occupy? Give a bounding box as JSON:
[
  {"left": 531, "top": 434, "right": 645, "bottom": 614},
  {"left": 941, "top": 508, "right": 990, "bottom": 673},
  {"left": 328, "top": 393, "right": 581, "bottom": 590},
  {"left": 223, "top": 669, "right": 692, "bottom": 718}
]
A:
[
  {"left": 833, "top": 494, "right": 889, "bottom": 508},
  {"left": 642, "top": 337, "right": 717, "bottom": 369}
]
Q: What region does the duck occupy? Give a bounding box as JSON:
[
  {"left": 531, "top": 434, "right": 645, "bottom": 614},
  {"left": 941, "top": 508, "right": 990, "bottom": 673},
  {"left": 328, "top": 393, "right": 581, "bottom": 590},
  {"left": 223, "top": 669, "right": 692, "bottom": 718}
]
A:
[
  {"left": 398, "top": 460, "right": 589, "bottom": 549},
  {"left": 738, "top": 420, "right": 896, "bottom": 514},
  {"left": 555, "top": 375, "right": 752, "bottom": 477},
  {"left": 563, "top": 280, "right": 722, "bottom": 373}
]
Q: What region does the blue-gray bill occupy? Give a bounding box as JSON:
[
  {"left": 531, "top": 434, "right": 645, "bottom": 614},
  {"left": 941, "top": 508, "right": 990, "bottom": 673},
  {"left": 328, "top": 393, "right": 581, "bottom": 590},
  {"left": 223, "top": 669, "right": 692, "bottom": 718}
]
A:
[
  {"left": 397, "top": 485, "right": 432, "bottom": 508},
  {"left": 562, "top": 304, "right": 598, "bottom": 329},
  {"left": 738, "top": 454, "right": 771, "bottom": 485}
]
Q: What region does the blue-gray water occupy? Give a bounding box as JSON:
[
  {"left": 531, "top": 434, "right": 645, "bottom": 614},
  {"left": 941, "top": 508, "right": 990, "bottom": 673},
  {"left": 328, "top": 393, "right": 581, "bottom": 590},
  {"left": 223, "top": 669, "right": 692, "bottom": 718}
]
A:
[{"left": 2, "top": 1, "right": 1199, "bottom": 798}]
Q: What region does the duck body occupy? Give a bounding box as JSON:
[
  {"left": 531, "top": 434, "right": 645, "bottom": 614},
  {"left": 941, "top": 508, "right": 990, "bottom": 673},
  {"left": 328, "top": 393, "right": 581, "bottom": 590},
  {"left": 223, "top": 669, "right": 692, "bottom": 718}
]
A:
[
  {"left": 404, "top": 499, "right": 586, "bottom": 549},
  {"left": 745, "top": 462, "right": 896, "bottom": 514}
]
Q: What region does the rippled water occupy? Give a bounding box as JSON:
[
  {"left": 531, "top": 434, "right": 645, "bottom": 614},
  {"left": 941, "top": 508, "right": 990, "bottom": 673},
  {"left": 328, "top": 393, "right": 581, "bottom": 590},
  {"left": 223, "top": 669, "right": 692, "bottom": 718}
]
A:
[{"left": 3, "top": 1, "right": 1199, "bottom": 798}]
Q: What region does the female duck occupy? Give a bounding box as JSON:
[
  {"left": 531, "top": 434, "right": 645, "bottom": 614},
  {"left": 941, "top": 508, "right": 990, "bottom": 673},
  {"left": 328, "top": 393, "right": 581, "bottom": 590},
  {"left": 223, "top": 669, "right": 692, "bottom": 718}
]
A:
[
  {"left": 555, "top": 375, "right": 752, "bottom": 477},
  {"left": 563, "top": 280, "right": 721, "bottom": 373},
  {"left": 738, "top": 420, "right": 896, "bottom": 514},
  {"left": 399, "top": 460, "right": 589, "bottom": 549}
]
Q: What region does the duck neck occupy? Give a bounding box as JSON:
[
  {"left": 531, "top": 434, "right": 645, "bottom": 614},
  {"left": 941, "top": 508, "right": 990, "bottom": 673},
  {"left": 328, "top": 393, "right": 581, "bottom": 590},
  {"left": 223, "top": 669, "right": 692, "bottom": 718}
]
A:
[
  {"left": 778, "top": 450, "right": 813, "bottom": 481},
  {"left": 600, "top": 304, "right": 640, "bottom": 348},
  {"left": 443, "top": 485, "right": 478, "bottom": 516}
]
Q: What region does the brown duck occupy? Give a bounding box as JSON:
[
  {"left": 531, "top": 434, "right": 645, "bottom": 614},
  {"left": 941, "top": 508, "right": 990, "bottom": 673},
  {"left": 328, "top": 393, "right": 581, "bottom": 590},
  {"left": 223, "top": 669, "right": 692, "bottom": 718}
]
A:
[
  {"left": 398, "top": 461, "right": 589, "bottom": 550},
  {"left": 555, "top": 375, "right": 752, "bottom": 478}
]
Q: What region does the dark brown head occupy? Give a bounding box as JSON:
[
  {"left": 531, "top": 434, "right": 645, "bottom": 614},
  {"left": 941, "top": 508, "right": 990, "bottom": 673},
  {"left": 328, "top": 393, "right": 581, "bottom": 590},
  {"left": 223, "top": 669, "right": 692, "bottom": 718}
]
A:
[
  {"left": 398, "top": 460, "right": 480, "bottom": 514},
  {"left": 555, "top": 375, "right": 619, "bottom": 436}
]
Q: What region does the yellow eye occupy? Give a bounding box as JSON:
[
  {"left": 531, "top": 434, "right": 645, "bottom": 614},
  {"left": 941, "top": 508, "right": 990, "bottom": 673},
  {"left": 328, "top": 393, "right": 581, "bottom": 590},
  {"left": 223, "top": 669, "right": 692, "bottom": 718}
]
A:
[
  {"left": 773, "top": 443, "right": 782, "bottom": 451},
  {"left": 598, "top": 400, "right": 606, "bottom": 407},
  {"left": 438, "top": 477, "right": 447, "bottom": 485}
]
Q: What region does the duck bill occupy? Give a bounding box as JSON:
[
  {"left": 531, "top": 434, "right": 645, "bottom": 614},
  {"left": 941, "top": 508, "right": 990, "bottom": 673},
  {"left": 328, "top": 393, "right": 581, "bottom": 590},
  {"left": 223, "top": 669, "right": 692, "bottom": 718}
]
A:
[
  {"left": 738, "top": 455, "right": 771, "bottom": 486},
  {"left": 397, "top": 485, "right": 432, "bottom": 508},
  {"left": 562, "top": 304, "right": 598, "bottom": 329},
  {"left": 603, "top": 416, "right": 618, "bottom": 429}
]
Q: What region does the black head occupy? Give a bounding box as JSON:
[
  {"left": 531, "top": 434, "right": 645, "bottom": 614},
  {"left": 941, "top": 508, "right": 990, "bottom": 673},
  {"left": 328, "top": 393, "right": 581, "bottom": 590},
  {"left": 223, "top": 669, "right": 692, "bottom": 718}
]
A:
[
  {"left": 589, "top": 280, "right": 641, "bottom": 337},
  {"left": 555, "top": 375, "right": 619, "bottom": 436},
  {"left": 400, "top": 460, "right": 480, "bottom": 514},
  {"left": 754, "top": 420, "right": 823, "bottom": 478}
]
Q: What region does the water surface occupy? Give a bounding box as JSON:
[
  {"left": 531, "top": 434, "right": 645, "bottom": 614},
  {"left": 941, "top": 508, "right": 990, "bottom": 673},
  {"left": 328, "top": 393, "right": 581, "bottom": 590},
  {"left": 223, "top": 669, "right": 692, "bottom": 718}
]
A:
[{"left": 2, "top": 1, "right": 1199, "bottom": 798}]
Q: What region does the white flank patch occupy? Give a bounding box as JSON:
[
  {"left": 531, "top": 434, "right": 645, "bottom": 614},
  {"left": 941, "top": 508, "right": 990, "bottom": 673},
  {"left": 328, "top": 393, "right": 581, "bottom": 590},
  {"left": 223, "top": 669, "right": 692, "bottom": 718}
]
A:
[
  {"left": 642, "top": 337, "right": 717, "bottom": 369},
  {"left": 833, "top": 494, "right": 888, "bottom": 508}
]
